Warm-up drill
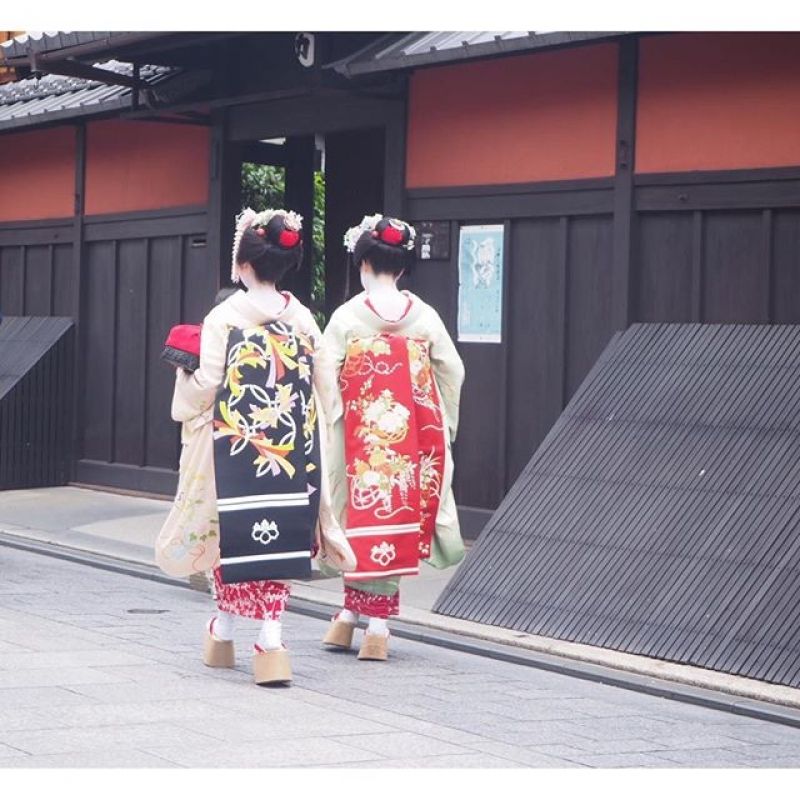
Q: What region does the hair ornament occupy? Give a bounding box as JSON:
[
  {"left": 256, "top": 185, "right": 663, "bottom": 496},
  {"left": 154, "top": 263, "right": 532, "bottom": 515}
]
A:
[
  {"left": 343, "top": 213, "right": 416, "bottom": 253},
  {"left": 278, "top": 229, "right": 301, "bottom": 249},
  {"left": 379, "top": 224, "right": 405, "bottom": 246},
  {"left": 231, "top": 207, "right": 258, "bottom": 283}
]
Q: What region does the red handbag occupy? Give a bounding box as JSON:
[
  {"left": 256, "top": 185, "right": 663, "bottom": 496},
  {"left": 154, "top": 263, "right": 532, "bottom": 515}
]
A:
[{"left": 161, "top": 324, "right": 202, "bottom": 372}]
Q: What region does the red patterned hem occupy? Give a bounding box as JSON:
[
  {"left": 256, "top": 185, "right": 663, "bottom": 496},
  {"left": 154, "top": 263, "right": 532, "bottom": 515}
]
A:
[
  {"left": 212, "top": 568, "right": 290, "bottom": 621},
  {"left": 344, "top": 585, "right": 400, "bottom": 618}
]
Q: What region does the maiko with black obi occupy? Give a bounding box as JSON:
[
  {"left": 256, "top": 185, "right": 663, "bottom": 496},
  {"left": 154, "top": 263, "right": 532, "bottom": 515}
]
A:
[{"left": 158, "top": 207, "right": 354, "bottom": 687}]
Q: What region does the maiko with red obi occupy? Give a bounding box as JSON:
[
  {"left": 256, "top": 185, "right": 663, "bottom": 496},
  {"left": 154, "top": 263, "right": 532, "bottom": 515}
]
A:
[
  {"left": 341, "top": 332, "right": 446, "bottom": 577},
  {"left": 321, "top": 215, "right": 466, "bottom": 661}
]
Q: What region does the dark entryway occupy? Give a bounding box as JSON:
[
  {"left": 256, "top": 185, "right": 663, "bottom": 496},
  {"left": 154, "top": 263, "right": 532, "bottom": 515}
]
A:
[
  {"left": 323, "top": 128, "right": 385, "bottom": 317},
  {"left": 222, "top": 88, "right": 403, "bottom": 323}
]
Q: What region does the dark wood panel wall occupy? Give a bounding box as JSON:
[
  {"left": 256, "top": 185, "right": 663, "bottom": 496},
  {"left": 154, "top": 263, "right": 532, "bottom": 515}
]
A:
[
  {"left": 408, "top": 174, "right": 800, "bottom": 516},
  {"left": 0, "top": 207, "right": 211, "bottom": 494},
  {"left": 405, "top": 31, "right": 800, "bottom": 522},
  {"left": 3, "top": 34, "right": 800, "bottom": 511},
  {"left": 405, "top": 192, "right": 616, "bottom": 511}
]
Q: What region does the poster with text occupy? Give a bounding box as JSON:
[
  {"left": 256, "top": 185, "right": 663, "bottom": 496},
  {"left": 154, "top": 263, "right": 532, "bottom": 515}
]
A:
[{"left": 457, "top": 224, "right": 504, "bottom": 343}]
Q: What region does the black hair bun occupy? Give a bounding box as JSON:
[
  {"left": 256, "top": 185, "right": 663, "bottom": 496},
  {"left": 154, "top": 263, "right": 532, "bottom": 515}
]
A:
[{"left": 237, "top": 210, "right": 304, "bottom": 284}]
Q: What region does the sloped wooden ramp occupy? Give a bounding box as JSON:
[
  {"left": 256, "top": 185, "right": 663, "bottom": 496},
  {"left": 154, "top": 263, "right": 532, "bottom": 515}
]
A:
[
  {"left": 434, "top": 324, "right": 800, "bottom": 687},
  {"left": 0, "top": 316, "right": 75, "bottom": 489}
]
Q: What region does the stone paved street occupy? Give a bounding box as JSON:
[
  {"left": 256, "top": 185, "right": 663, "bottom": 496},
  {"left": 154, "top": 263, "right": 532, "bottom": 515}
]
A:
[{"left": 1, "top": 545, "right": 800, "bottom": 768}]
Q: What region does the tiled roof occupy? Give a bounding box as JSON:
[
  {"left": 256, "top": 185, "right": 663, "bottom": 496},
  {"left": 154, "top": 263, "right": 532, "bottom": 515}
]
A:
[
  {"left": 0, "top": 61, "right": 204, "bottom": 130},
  {"left": 0, "top": 32, "right": 137, "bottom": 62},
  {"left": 330, "top": 31, "right": 625, "bottom": 76}
]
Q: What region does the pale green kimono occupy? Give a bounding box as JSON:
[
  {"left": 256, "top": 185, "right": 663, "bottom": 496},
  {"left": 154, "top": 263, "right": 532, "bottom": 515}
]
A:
[{"left": 320, "top": 290, "right": 466, "bottom": 596}]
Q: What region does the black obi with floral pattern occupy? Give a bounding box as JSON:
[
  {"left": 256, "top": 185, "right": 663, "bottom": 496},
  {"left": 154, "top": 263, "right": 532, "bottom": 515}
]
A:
[{"left": 213, "top": 321, "right": 320, "bottom": 583}]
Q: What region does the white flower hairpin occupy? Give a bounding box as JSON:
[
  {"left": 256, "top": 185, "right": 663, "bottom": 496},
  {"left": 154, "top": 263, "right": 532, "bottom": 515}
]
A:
[{"left": 343, "top": 214, "right": 416, "bottom": 253}]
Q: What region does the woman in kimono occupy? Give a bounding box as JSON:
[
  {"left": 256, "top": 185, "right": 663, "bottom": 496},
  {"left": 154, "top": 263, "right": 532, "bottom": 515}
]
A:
[
  {"left": 321, "top": 214, "right": 466, "bottom": 660},
  {"left": 165, "top": 207, "right": 353, "bottom": 685}
]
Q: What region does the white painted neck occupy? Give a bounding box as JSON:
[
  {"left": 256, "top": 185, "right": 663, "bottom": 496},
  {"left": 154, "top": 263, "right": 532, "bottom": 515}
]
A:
[{"left": 244, "top": 279, "right": 287, "bottom": 317}]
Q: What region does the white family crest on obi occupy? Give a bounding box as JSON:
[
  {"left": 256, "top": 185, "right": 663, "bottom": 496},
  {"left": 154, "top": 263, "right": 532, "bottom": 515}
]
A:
[
  {"left": 252, "top": 518, "right": 280, "bottom": 545},
  {"left": 370, "top": 541, "right": 397, "bottom": 567}
]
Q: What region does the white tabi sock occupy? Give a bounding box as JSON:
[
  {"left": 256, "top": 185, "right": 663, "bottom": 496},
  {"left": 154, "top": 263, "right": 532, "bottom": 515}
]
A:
[
  {"left": 338, "top": 608, "right": 359, "bottom": 625},
  {"left": 257, "top": 620, "right": 283, "bottom": 651},
  {"left": 367, "top": 617, "right": 389, "bottom": 637},
  {"left": 212, "top": 610, "right": 236, "bottom": 641}
]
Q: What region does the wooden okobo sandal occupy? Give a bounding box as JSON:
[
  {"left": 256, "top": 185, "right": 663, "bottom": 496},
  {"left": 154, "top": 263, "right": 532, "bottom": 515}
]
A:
[
  {"left": 322, "top": 616, "right": 356, "bottom": 650},
  {"left": 203, "top": 618, "right": 235, "bottom": 668},
  {"left": 357, "top": 632, "right": 389, "bottom": 661},
  {"left": 253, "top": 644, "right": 292, "bottom": 685}
]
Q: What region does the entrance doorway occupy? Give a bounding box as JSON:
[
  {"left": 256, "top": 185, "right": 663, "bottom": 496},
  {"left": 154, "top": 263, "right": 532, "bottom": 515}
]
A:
[
  {"left": 237, "top": 127, "right": 386, "bottom": 326},
  {"left": 219, "top": 87, "right": 405, "bottom": 325}
]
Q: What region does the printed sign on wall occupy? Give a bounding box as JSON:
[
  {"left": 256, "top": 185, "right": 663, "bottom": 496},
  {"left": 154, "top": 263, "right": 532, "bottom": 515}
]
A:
[
  {"left": 457, "top": 224, "right": 504, "bottom": 343},
  {"left": 415, "top": 221, "right": 451, "bottom": 261}
]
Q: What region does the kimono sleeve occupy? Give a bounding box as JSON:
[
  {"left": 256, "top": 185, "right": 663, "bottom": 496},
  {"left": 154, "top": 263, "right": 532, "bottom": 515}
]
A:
[
  {"left": 319, "top": 309, "right": 349, "bottom": 424},
  {"left": 171, "top": 312, "right": 228, "bottom": 423},
  {"left": 305, "top": 312, "right": 338, "bottom": 428},
  {"left": 300, "top": 309, "right": 344, "bottom": 537},
  {"left": 428, "top": 309, "right": 465, "bottom": 442}
]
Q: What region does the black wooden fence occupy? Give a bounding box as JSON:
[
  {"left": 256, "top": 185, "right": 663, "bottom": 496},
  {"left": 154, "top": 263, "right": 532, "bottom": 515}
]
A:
[
  {"left": 0, "top": 206, "right": 211, "bottom": 495},
  {"left": 407, "top": 169, "right": 800, "bottom": 534},
  {"left": 2, "top": 170, "right": 800, "bottom": 514}
]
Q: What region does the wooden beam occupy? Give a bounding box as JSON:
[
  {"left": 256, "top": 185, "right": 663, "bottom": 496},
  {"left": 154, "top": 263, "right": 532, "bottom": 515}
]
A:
[
  {"left": 383, "top": 82, "right": 407, "bottom": 217},
  {"left": 207, "top": 109, "right": 244, "bottom": 289},
  {"left": 228, "top": 90, "right": 403, "bottom": 141},
  {"left": 558, "top": 216, "right": 570, "bottom": 409},
  {"left": 690, "top": 211, "right": 703, "bottom": 322},
  {"left": 131, "top": 63, "right": 140, "bottom": 110},
  {"left": 407, "top": 186, "right": 614, "bottom": 221},
  {"left": 497, "top": 219, "right": 512, "bottom": 497},
  {"left": 69, "top": 122, "right": 87, "bottom": 478},
  {"left": 611, "top": 35, "right": 639, "bottom": 332},
  {"left": 763, "top": 208, "right": 774, "bottom": 323},
  {"left": 241, "top": 141, "right": 287, "bottom": 166},
  {"left": 122, "top": 114, "right": 211, "bottom": 127},
  {"left": 635, "top": 179, "right": 800, "bottom": 212},
  {"left": 283, "top": 135, "right": 316, "bottom": 306}
]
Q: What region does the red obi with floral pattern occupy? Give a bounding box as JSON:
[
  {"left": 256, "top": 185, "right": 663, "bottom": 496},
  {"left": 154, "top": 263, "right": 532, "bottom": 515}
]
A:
[{"left": 341, "top": 333, "right": 446, "bottom": 581}]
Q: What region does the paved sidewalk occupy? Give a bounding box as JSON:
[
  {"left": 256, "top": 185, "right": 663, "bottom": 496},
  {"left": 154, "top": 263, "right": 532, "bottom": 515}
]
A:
[
  {"left": 2, "top": 545, "right": 800, "bottom": 768},
  {"left": 0, "top": 486, "right": 457, "bottom": 610},
  {"left": 4, "top": 486, "right": 800, "bottom": 712}
]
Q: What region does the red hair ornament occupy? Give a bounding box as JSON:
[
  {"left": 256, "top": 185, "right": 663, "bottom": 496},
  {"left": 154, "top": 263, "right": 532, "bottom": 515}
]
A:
[
  {"left": 379, "top": 225, "right": 405, "bottom": 246},
  {"left": 278, "top": 229, "right": 301, "bottom": 248}
]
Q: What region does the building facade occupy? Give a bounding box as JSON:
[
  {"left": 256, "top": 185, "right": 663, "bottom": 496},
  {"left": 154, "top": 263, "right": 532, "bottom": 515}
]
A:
[{"left": 2, "top": 31, "right": 800, "bottom": 535}]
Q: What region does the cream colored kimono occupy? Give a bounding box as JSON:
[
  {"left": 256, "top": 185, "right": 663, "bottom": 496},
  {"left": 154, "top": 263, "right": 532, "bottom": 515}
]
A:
[
  {"left": 155, "top": 289, "right": 339, "bottom": 578},
  {"left": 321, "top": 290, "right": 466, "bottom": 596}
]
